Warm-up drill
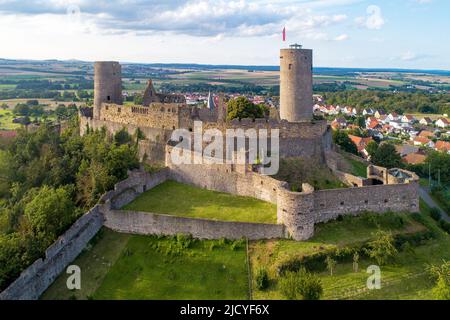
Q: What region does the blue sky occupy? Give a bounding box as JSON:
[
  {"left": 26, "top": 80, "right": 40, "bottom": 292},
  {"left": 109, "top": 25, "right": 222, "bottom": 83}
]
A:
[{"left": 0, "top": 0, "right": 448, "bottom": 69}]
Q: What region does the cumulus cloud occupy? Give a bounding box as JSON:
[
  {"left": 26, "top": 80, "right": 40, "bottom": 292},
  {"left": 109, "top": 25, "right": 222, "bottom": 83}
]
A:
[
  {"left": 355, "top": 5, "right": 385, "bottom": 30},
  {"left": 0, "top": 0, "right": 350, "bottom": 39}
]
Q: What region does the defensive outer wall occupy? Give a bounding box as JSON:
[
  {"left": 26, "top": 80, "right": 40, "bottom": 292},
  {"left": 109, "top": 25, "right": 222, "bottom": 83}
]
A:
[{"left": 0, "top": 151, "right": 419, "bottom": 300}]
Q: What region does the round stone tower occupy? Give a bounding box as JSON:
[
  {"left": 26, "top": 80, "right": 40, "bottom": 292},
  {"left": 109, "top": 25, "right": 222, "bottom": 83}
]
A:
[
  {"left": 94, "top": 61, "right": 122, "bottom": 120},
  {"left": 280, "top": 44, "right": 313, "bottom": 122}
]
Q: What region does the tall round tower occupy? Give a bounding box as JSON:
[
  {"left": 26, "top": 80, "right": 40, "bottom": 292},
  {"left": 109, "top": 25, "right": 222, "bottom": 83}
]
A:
[
  {"left": 94, "top": 61, "right": 122, "bottom": 120},
  {"left": 280, "top": 44, "right": 313, "bottom": 122}
]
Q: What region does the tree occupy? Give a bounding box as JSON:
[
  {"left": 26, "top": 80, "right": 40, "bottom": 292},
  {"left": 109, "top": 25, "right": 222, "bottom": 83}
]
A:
[
  {"left": 326, "top": 255, "right": 337, "bottom": 276},
  {"left": 134, "top": 94, "right": 144, "bottom": 105},
  {"left": 0, "top": 103, "right": 8, "bottom": 110},
  {"left": 425, "top": 151, "right": 450, "bottom": 184},
  {"left": 13, "top": 103, "right": 30, "bottom": 116},
  {"left": 366, "top": 141, "right": 379, "bottom": 158},
  {"left": 371, "top": 143, "right": 402, "bottom": 169},
  {"left": 114, "top": 128, "right": 132, "bottom": 146},
  {"left": 332, "top": 130, "right": 358, "bottom": 155},
  {"left": 365, "top": 230, "right": 398, "bottom": 266},
  {"left": 227, "top": 96, "right": 267, "bottom": 121},
  {"left": 427, "top": 260, "right": 450, "bottom": 300},
  {"left": 24, "top": 185, "right": 77, "bottom": 246},
  {"left": 278, "top": 269, "right": 323, "bottom": 300}
]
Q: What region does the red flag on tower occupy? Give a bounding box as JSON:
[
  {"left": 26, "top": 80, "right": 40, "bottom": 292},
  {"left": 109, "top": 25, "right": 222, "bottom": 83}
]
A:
[{"left": 282, "top": 27, "right": 286, "bottom": 41}]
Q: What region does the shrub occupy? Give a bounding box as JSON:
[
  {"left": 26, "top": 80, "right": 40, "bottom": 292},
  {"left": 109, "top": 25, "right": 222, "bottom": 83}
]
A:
[
  {"left": 255, "top": 268, "right": 270, "bottom": 290},
  {"left": 438, "top": 220, "right": 450, "bottom": 234},
  {"left": 427, "top": 260, "right": 450, "bottom": 300},
  {"left": 430, "top": 208, "right": 442, "bottom": 221},
  {"left": 278, "top": 269, "right": 323, "bottom": 300}
]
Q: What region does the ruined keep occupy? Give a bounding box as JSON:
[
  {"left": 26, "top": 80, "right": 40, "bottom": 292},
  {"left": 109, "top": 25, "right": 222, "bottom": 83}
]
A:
[
  {"left": 280, "top": 44, "right": 313, "bottom": 122},
  {"left": 94, "top": 61, "right": 123, "bottom": 119}
]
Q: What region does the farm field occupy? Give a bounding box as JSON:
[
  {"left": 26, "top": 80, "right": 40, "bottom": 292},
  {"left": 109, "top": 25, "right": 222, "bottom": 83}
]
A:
[{"left": 123, "top": 180, "right": 277, "bottom": 224}]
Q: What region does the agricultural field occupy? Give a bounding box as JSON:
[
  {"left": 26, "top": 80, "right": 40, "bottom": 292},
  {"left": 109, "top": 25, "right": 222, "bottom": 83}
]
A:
[{"left": 123, "top": 180, "right": 277, "bottom": 224}]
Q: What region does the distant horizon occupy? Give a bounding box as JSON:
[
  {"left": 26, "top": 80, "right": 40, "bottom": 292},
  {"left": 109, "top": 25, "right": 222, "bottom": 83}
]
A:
[{"left": 1, "top": 57, "right": 450, "bottom": 74}]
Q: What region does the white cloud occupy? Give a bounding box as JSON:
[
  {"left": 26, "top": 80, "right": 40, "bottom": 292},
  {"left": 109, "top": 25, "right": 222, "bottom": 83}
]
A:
[
  {"left": 398, "top": 51, "right": 432, "bottom": 61},
  {"left": 356, "top": 5, "right": 385, "bottom": 30},
  {"left": 334, "top": 34, "right": 349, "bottom": 41},
  {"left": 0, "top": 0, "right": 349, "bottom": 39}
]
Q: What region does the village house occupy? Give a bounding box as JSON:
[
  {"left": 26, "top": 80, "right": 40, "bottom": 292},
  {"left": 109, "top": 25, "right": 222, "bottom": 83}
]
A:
[
  {"left": 435, "top": 140, "right": 450, "bottom": 154},
  {"left": 436, "top": 118, "right": 450, "bottom": 128},
  {"left": 387, "top": 112, "right": 400, "bottom": 122},
  {"left": 413, "top": 136, "right": 435, "bottom": 148},
  {"left": 401, "top": 115, "right": 416, "bottom": 124},
  {"left": 375, "top": 110, "right": 386, "bottom": 119},
  {"left": 348, "top": 134, "right": 374, "bottom": 158},
  {"left": 331, "top": 118, "right": 347, "bottom": 130},
  {"left": 418, "top": 130, "right": 435, "bottom": 139},
  {"left": 395, "top": 144, "right": 421, "bottom": 157},
  {"left": 403, "top": 152, "right": 427, "bottom": 165},
  {"left": 419, "top": 117, "right": 433, "bottom": 126},
  {"left": 363, "top": 108, "right": 375, "bottom": 116}
]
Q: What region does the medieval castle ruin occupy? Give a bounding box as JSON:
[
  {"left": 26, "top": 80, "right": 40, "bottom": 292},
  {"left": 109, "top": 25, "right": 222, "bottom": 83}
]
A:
[
  {"left": 79, "top": 43, "right": 420, "bottom": 241},
  {"left": 0, "top": 45, "right": 420, "bottom": 300}
]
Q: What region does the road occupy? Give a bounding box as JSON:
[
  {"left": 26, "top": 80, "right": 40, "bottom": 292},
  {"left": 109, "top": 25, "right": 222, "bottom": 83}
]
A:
[{"left": 419, "top": 187, "right": 450, "bottom": 222}]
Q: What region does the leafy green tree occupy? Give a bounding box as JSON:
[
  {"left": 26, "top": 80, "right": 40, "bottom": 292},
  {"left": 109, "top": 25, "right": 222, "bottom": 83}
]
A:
[
  {"left": 13, "top": 103, "right": 30, "bottom": 116},
  {"left": 114, "top": 128, "right": 132, "bottom": 145},
  {"left": 134, "top": 94, "right": 144, "bottom": 105},
  {"left": 366, "top": 141, "right": 379, "bottom": 158},
  {"left": 371, "top": 143, "right": 402, "bottom": 169},
  {"left": 425, "top": 151, "right": 450, "bottom": 184},
  {"left": 427, "top": 260, "right": 450, "bottom": 300},
  {"left": 332, "top": 130, "right": 358, "bottom": 155},
  {"left": 24, "top": 185, "right": 77, "bottom": 245},
  {"left": 227, "top": 97, "right": 267, "bottom": 121},
  {"left": 365, "top": 230, "right": 398, "bottom": 265}
]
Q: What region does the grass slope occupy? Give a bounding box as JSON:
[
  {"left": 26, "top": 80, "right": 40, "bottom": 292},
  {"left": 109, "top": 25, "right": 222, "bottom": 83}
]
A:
[
  {"left": 250, "top": 206, "right": 450, "bottom": 300},
  {"left": 122, "top": 180, "right": 277, "bottom": 224},
  {"left": 42, "top": 229, "right": 248, "bottom": 300}
]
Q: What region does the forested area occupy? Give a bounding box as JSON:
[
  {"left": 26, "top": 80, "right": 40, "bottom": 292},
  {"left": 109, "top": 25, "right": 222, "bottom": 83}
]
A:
[{"left": 0, "top": 119, "right": 139, "bottom": 290}]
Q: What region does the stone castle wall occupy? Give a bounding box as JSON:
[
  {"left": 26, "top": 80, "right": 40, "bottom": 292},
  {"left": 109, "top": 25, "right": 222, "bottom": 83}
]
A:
[{"left": 104, "top": 210, "right": 285, "bottom": 240}]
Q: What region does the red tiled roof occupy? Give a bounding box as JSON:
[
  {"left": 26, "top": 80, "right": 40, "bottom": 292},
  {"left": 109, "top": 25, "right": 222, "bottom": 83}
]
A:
[
  {"left": 403, "top": 153, "right": 427, "bottom": 165},
  {"left": 414, "top": 136, "right": 431, "bottom": 144},
  {"left": 419, "top": 130, "right": 435, "bottom": 138},
  {"left": 435, "top": 141, "right": 450, "bottom": 152},
  {"left": 348, "top": 135, "right": 374, "bottom": 152}
]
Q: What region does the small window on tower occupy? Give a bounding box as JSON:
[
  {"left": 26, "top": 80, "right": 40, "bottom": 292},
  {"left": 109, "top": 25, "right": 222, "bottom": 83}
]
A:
[
  {"left": 107, "top": 96, "right": 111, "bottom": 101},
  {"left": 289, "top": 64, "right": 292, "bottom": 70}
]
